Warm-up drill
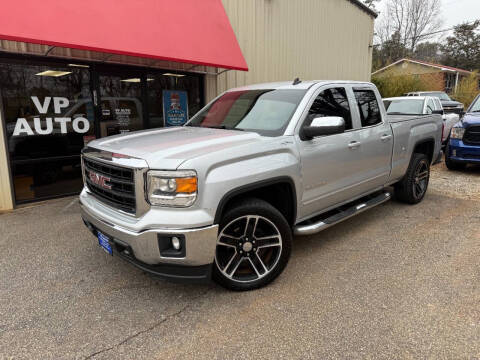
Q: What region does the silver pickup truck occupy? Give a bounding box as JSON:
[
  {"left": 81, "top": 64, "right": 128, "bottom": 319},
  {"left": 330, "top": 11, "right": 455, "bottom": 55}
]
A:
[{"left": 80, "top": 80, "right": 443, "bottom": 291}]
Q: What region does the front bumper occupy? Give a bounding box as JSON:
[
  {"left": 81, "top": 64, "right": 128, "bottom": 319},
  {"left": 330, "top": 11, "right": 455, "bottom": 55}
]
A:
[
  {"left": 447, "top": 139, "right": 480, "bottom": 163},
  {"left": 80, "top": 198, "right": 218, "bottom": 283}
]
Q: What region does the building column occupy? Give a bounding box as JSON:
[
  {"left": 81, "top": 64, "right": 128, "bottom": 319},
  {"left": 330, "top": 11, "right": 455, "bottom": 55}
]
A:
[{"left": 0, "top": 92, "right": 14, "bottom": 211}]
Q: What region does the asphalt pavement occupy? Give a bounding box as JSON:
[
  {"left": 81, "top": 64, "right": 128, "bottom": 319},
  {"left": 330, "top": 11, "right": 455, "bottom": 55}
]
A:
[{"left": 1, "top": 161, "right": 479, "bottom": 359}]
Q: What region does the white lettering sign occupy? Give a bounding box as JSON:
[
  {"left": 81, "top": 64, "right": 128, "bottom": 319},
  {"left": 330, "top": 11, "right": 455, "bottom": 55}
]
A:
[
  {"left": 34, "top": 117, "right": 53, "bottom": 135},
  {"left": 72, "top": 117, "right": 89, "bottom": 133},
  {"left": 53, "top": 97, "right": 69, "bottom": 114},
  {"left": 12, "top": 97, "right": 91, "bottom": 136},
  {"left": 13, "top": 118, "right": 34, "bottom": 136},
  {"left": 31, "top": 96, "right": 51, "bottom": 114}
]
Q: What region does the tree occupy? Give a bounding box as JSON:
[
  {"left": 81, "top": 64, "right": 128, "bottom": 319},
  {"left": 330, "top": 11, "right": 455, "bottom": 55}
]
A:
[
  {"left": 452, "top": 71, "right": 479, "bottom": 107},
  {"left": 363, "top": 0, "right": 380, "bottom": 11},
  {"left": 414, "top": 42, "right": 442, "bottom": 63},
  {"left": 375, "top": 0, "right": 443, "bottom": 52},
  {"left": 441, "top": 21, "right": 480, "bottom": 71}
]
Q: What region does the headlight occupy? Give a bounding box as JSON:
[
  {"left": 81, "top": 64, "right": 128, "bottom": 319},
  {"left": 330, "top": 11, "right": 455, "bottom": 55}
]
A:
[
  {"left": 147, "top": 170, "right": 197, "bottom": 207},
  {"left": 450, "top": 127, "right": 465, "bottom": 139}
]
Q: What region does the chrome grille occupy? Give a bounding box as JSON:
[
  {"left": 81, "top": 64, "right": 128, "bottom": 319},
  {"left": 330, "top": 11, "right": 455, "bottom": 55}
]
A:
[
  {"left": 463, "top": 126, "right": 480, "bottom": 145},
  {"left": 82, "top": 157, "right": 136, "bottom": 214}
]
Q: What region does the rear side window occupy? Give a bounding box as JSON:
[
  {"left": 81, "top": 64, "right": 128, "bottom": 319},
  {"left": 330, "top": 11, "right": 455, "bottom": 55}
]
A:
[
  {"left": 308, "top": 87, "right": 352, "bottom": 130},
  {"left": 353, "top": 89, "right": 382, "bottom": 127}
]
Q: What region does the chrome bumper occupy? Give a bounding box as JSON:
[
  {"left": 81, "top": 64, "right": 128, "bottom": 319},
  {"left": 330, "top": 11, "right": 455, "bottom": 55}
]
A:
[{"left": 80, "top": 201, "right": 218, "bottom": 267}]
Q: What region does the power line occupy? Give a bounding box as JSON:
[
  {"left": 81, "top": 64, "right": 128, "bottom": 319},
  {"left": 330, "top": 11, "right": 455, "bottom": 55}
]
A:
[{"left": 373, "top": 20, "right": 479, "bottom": 46}]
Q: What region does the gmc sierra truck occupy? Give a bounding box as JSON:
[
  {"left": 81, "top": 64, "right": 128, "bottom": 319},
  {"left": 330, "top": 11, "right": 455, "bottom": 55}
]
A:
[{"left": 80, "top": 80, "right": 443, "bottom": 291}]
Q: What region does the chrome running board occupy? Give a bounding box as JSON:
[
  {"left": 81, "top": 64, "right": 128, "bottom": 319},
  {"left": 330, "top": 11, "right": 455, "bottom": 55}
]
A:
[{"left": 293, "top": 191, "right": 391, "bottom": 236}]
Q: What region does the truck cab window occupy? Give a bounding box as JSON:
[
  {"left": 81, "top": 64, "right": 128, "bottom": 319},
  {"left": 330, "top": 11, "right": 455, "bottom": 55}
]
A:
[
  {"left": 426, "top": 99, "right": 435, "bottom": 114},
  {"left": 353, "top": 89, "right": 382, "bottom": 127},
  {"left": 307, "top": 87, "right": 352, "bottom": 130}
]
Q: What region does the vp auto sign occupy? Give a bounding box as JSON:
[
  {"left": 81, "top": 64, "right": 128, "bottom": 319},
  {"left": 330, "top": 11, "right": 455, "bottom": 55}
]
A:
[{"left": 12, "top": 96, "right": 90, "bottom": 136}]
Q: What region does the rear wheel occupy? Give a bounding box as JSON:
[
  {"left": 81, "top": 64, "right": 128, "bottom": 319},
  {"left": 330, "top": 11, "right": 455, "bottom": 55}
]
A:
[
  {"left": 213, "top": 198, "right": 292, "bottom": 291},
  {"left": 395, "top": 153, "right": 430, "bottom": 204}
]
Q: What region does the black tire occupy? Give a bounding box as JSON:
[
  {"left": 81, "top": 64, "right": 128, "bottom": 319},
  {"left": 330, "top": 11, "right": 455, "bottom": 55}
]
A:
[
  {"left": 394, "top": 153, "right": 430, "bottom": 204},
  {"left": 445, "top": 143, "right": 467, "bottom": 171},
  {"left": 213, "top": 198, "right": 292, "bottom": 291}
]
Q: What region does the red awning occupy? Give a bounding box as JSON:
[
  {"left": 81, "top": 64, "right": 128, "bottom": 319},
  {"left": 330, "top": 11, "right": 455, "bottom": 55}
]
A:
[{"left": 0, "top": 0, "right": 248, "bottom": 71}]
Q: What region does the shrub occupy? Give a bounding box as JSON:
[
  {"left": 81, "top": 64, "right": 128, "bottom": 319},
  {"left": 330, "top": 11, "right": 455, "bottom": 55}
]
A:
[
  {"left": 372, "top": 74, "right": 435, "bottom": 98},
  {"left": 452, "top": 71, "right": 479, "bottom": 108}
]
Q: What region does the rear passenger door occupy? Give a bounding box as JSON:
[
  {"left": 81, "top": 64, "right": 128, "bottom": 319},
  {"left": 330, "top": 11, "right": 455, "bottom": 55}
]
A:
[{"left": 349, "top": 87, "right": 393, "bottom": 193}]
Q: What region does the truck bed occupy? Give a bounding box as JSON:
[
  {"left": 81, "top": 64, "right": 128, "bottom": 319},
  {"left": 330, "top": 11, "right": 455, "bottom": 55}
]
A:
[{"left": 387, "top": 114, "right": 443, "bottom": 183}]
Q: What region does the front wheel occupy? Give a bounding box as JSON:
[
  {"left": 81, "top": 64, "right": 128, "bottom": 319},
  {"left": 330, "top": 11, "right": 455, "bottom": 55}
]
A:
[
  {"left": 213, "top": 198, "right": 292, "bottom": 291},
  {"left": 445, "top": 143, "right": 467, "bottom": 171},
  {"left": 395, "top": 153, "right": 430, "bottom": 204}
]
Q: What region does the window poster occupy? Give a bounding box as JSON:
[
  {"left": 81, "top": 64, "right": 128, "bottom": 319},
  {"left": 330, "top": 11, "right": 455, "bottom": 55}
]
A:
[{"left": 162, "top": 90, "right": 188, "bottom": 126}]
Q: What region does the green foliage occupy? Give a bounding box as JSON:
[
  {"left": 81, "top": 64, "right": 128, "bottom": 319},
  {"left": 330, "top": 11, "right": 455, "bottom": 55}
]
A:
[
  {"left": 372, "top": 74, "right": 429, "bottom": 98},
  {"left": 442, "top": 21, "right": 480, "bottom": 71},
  {"left": 452, "top": 71, "right": 480, "bottom": 108}
]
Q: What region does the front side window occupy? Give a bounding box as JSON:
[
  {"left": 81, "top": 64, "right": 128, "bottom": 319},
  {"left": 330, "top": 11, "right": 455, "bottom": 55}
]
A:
[
  {"left": 187, "top": 89, "right": 306, "bottom": 137},
  {"left": 307, "top": 87, "right": 352, "bottom": 130},
  {"left": 469, "top": 95, "right": 480, "bottom": 112},
  {"left": 353, "top": 89, "right": 382, "bottom": 127}
]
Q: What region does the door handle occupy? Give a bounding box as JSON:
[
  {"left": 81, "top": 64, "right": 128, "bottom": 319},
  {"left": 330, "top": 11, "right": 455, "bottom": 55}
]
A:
[
  {"left": 381, "top": 134, "right": 392, "bottom": 142},
  {"left": 348, "top": 141, "right": 361, "bottom": 149}
]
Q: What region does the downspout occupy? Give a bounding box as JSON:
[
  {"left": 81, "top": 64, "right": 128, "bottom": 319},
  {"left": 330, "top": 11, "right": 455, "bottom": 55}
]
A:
[{"left": 455, "top": 72, "right": 459, "bottom": 92}]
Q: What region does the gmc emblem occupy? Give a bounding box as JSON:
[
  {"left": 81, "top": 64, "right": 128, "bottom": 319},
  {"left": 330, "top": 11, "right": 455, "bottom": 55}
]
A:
[{"left": 88, "top": 171, "right": 112, "bottom": 190}]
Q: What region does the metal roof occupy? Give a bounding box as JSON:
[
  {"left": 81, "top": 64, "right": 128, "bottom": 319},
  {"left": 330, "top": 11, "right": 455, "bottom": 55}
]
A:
[{"left": 348, "top": 0, "right": 378, "bottom": 18}]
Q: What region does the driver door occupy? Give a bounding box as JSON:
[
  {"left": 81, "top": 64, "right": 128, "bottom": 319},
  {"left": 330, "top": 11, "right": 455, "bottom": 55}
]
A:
[{"left": 296, "top": 86, "right": 364, "bottom": 220}]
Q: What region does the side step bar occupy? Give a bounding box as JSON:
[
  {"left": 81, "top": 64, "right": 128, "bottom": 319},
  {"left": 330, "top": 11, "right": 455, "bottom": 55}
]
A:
[{"left": 293, "top": 191, "right": 391, "bottom": 236}]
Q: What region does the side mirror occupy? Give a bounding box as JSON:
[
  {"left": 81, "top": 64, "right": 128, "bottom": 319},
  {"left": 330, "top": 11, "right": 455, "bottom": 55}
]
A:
[
  {"left": 432, "top": 110, "right": 444, "bottom": 115},
  {"left": 460, "top": 110, "right": 466, "bottom": 118},
  {"left": 302, "top": 116, "right": 345, "bottom": 140}
]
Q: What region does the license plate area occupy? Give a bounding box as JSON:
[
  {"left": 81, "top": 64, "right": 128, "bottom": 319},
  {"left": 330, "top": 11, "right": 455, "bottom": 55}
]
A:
[{"left": 97, "top": 231, "right": 113, "bottom": 255}]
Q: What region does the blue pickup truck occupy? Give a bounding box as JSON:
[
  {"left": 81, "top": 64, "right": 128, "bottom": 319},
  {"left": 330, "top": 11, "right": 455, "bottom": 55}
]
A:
[{"left": 445, "top": 93, "right": 480, "bottom": 170}]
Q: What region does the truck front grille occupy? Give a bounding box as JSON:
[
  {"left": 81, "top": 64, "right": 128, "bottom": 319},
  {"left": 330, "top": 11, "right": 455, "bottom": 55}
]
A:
[
  {"left": 463, "top": 126, "right": 480, "bottom": 145},
  {"left": 82, "top": 157, "right": 136, "bottom": 214}
]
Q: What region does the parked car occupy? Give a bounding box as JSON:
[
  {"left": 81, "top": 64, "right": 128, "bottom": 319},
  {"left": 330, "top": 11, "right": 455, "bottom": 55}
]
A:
[
  {"left": 383, "top": 96, "right": 459, "bottom": 145},
  {"left": 445, "top": 93, "right": 480, "bottom": 170},
  {"left": 80, "top": 80, "right": 442, "bottom": 291},
  {"left": 406, "top": 91, "right": 464, "bottom": 114}
]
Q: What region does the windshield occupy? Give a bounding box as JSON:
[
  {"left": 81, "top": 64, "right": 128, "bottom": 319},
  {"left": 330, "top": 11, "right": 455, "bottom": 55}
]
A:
[
  {"left": 186, "top": 89, "right": 307, "bottom": 136},
  {"left": 469, "top": 95, "right": 480, "bottom": 112},
  {"left": 383, "top": 99, "right": 425, "bottom": 114},
  {"left": 422, "top": 92, "right": 451, "bottom": 101}
]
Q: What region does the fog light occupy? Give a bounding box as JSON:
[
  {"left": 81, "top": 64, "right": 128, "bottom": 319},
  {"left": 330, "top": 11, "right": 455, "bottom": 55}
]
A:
[{"left": 171, "top": 237, "right": 181, "bottom": 250}]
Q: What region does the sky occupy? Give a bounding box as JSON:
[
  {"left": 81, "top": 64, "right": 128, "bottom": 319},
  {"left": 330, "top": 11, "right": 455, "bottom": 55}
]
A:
[{"left": 375, "top": 0, "right": 480, "bottom": 38}]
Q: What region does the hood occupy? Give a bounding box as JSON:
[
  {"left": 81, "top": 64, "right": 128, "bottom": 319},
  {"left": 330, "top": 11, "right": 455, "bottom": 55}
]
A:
[
  {"left": 87, "top": 127, "right": 265, "bottom": 169},
  {"left": 461, "top": 113, "right": 480, "bottom": 127},
  {"left": 441, "top": 99, "right": 463, "bottom": 107}
]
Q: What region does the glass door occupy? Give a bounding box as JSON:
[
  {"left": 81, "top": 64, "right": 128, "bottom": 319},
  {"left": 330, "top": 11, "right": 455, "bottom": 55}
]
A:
[{"left": 97, "top": 72, "right": 145, "bottom": 137}]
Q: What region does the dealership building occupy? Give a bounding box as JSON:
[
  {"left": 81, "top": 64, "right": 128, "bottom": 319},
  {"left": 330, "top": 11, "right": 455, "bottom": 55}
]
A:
[{"left": 0, "top": 0, "right": 376, "bottom": 211}]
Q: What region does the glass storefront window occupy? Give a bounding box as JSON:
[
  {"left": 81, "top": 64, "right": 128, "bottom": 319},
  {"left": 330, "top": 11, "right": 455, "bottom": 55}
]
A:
[
  {"left": 147, "top": 73, "right": 202, "bottom": 128},
  {"left": 0, "top": 57, "right": 204, "bottom": 205},
  {"left": 98, "top": 74, "right": 144, "bottom": 136},
  {"left": 0, "top": 60, "right": 93, "bottom": 203}
]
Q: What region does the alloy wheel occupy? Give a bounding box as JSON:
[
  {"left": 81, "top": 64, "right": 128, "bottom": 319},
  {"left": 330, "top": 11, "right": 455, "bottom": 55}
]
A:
[
  {"left": 413, "top": 160, "right": 429, "bottom": 200},
  {"left": 215, "top": 215, "right": 283, "bottom": 283}
]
